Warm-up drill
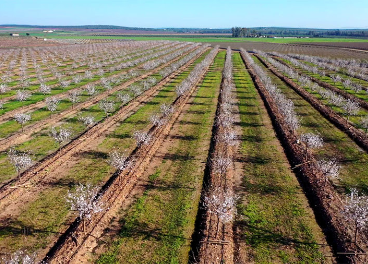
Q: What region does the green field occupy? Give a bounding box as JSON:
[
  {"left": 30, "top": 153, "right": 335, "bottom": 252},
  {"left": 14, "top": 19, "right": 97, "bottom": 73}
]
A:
[{"left": 16, "top": 32, "right": 368, "bottom": 44}]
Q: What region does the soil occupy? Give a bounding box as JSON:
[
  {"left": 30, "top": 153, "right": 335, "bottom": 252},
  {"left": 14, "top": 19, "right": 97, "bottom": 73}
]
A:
[{"left": 207, "top": 42, "right": 368, "bottom": 60}]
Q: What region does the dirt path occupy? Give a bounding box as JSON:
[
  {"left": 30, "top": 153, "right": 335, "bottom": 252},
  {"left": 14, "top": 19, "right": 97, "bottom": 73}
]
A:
[{"left": 196, "top": 50, "right": 236, "bottom": 263}]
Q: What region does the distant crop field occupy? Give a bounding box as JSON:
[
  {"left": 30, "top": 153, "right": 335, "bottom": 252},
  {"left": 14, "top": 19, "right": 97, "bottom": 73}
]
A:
[{"left": 29, "top": 32, "right": 368, "bottom": 44}]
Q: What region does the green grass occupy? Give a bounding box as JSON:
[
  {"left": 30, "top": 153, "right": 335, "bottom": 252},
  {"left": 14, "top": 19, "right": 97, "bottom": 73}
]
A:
[
  {"left": 96, "top": 51, "right": 225, "bottom": 264},
  {"left": 233, "top": 53, "right": 328, "bottom": 263},
  {"left": 42, "top": 34, "right": 368, "bottom": 44}
]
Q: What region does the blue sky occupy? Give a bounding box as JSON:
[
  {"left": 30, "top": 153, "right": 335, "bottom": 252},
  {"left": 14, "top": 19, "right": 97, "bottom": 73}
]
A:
[{"left": 0, "top": 0, "right": 367, "bottom": 29}]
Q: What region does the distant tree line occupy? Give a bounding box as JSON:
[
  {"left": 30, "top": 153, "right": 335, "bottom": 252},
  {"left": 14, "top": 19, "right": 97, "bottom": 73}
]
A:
[
  {"left": 232, "top": 27, "right": 368, "bottom": 38},
  {"left": 232, "top": 27, "right": 258, "bottom": 37}
]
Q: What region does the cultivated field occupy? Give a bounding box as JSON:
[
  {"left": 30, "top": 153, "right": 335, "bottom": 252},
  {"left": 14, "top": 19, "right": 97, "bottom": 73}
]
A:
[{"left": 1, "top": 36, "right": 368, "bottom": 264}]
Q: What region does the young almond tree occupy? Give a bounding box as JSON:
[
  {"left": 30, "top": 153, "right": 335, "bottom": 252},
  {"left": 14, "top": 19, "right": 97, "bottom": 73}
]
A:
[
  {"left": 203, "top": 187, "right": 236, "bottom": 237},
  {"left": 361, "top": 115, "right": 368, "bottom": 133},
  {"left": 342, "top": 188, "right": 368, "bottom": 243},
  {"left": 7, "top": 148, "right": 33, "bottom": 178},
  {"left": 212, "top": 157, "right": 232, "bottom": 175},
  {"left": 109, "top": 150, "right": 132, "bottom": 181},
  {"left": 14, "top": 113, "right": 31, "bottom": 132},
  {"left": 16, "top": 90, "right": 31, "bottom": 102},
  {"left": 99, "top": 99, "right": 115, "bottom": 117},
  {"left": 300, "top": 133, "right": 324, "bottom": 156},
  {"left": 60, "top": 80, "right": 71, "bottom": 89},
  {"left": 133, "top": 130, "right": 152, "bottom": 147},
  {"left": 78, "top": 115, "right": 95, "bottom": 127},
  {"left": 39, "top": 83, "right": 51, "bottom": 95},
  {"left": 0, "top": 83, "right": 8, "bottom": 99},
  {"left": 2, "top": 249, "right": 37, "bottom": 264},
  {"left": 149, "top": 113, "right": 165, "bottom": 127},
  {"left": 85, "top": 84, "right": 97, "bottom": 96},
  {"left": 343, "top": 99, "right": 360, "bottom": 121},
  {"left": 130, "top": 85, "right": 142, "bottom": 97},
  {"left": 73, "top": 75, "right": 82, "bottom": 84},
  {"left": 68, "top": 90, "right": 81, "bottom": 108},
  {"left": 45, "top": 96, "right": 60, "bottom": 116},
  {"left": 84, "top": 70, "right": 94, "bottom": 80},
  {"left": 109, "top": 150, "right": 132, "bottom": 171},
  {"left": 316, "top": 158, "right": 340, "bottom": 186},
  {"left": 66, "top": 184, "right": 103, "bottom": 231},
  {"left": 116, "top": 92, "right": 131, "bottom": 105},
  {"left": 50, "top": 126, "right": 72, "bottom": 148},
  {"left": 217, "top": 130, "right": 237, "bottom": 147},
  {"left": 160, "top": 103, "right": 175, "bottom": 117}
]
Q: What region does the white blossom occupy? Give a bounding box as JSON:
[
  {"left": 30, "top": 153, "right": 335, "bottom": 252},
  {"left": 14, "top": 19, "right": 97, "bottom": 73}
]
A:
[
  {"left": 99, "top": 99, "right": 115, "bottom": 117},
  {"left": 78, "top": 115, "right": 95, "bottom": 126},
  {"left": 2, "top": 249, "right": 37, "bottom": 264},
  {"left": 66, "top": 184, "right": 103, "bottom": 220},
  {"left": 16, "top": 90, "right": 31, "bottom": 102},
  {"left": 300, "top": 133, "right": 324, "bottom": 150},
  {"left": 7, "top": 148, "right": 33, "bottom": 177},
  {"left": 109, "top": 150, "right": 132, "bottom": 171},
  {"left": 50, "top": 126, "right": 72, "bottom": 146},
  {"left": 45, "top": 96, "right": 60, "bottom": 113},
  {"left": 133, "top": 130, "right": 152, "bottom": 147},
  {"left": 14, "top": 113, "right": 31, "bottom": 131}
]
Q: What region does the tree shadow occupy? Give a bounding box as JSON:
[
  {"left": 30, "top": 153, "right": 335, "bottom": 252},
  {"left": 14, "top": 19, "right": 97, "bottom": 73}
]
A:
[
  {"left": 77, "top": 150, "right": 109, "bottom": 159},
  {"left": 186, "top": 110, "right": 206, "bottom": 115},
  {"left": 170, "top": 135, "right": 198, "bottom": 141},
  {"left": 109, "top": 132, "right": 131, "bottom": 139},
  {"left": 0, "top": 218, "right": 61, "bottom": 237},
  {"left": 162, "top": 153, "right": 195, "bottom": 161},
  {"left": 178, "top": 120, "right": 201, "bottom": 125},
  {"left": 117, "top": 219, "right": 190, "bottom": 242},
  {"left": 235, "top": 221, "right": 326, "bottom": 248},
  {"left": 239, "top": 134, "right": 264, "bottom": 142}
]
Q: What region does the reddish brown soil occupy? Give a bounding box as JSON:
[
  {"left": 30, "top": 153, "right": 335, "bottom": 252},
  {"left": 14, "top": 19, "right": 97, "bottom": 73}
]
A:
[
  {"left": 0, "top": 37, "right": 64, "bottom": 49},
  {"left": 208, "top": 42, "right": 368, "bottom": 60},
  {"left": 295, "top": 42, "right": 368, "bottom": 51}
]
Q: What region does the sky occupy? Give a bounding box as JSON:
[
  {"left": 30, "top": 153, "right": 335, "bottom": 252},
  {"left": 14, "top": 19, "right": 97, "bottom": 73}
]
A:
[{"left": 0, "top": 0, "right": 367, "bottom": 29}]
